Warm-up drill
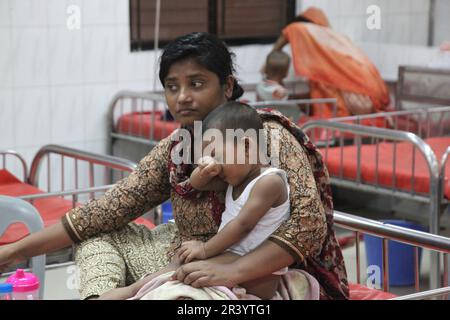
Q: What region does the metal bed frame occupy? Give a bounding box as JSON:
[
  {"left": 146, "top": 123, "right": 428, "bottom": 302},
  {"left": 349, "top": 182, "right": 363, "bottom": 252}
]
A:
[
  {"left": 301, "top": 107, "right": 450, "bottom": 290},
  {"left": 1, "top": 150, "right": 28, "bottom": 182},
  {"left": 396, "top": 65, "right": 450, "bottom": 110},
  {"left": 334, "top": 210, "right": 450, "bottom": 299},
  {"left": 248, "top": 98, "right": 338, "bottom": 122},
  {"left": 107, "top": 88, "right": 337, "bottom": 162},
  {"left": 0, "top": 144, "right": 141, "bottom": 267},
  {"left": 240, "top": 78, "right": 309, "bottom": 101}
]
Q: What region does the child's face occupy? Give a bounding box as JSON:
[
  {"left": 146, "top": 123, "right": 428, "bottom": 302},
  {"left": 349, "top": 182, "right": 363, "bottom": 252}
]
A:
[{"left": 206, "top": 139, "right": 257, "bottom": 187}]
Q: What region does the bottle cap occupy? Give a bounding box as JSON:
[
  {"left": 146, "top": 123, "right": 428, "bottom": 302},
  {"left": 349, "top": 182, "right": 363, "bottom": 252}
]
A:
[
  {"left": 6, "top": 269, "right": 40, "bottom": 292},
  {"left": 0, "top": 283, "right": 13, "bottom": 293}
]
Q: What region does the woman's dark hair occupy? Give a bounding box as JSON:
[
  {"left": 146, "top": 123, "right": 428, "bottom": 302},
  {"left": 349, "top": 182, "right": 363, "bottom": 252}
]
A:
[
  {"left": 290, "top": 15, "right": 313, "bottom": 25},
  {"left": 159, "top": 32, "right": 244, "bottom": 100}
]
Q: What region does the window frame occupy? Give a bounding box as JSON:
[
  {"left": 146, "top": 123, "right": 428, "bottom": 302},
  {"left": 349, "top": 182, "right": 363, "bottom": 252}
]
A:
[{"left": 129, "top": 0, "right": 296, "bottom": 51}]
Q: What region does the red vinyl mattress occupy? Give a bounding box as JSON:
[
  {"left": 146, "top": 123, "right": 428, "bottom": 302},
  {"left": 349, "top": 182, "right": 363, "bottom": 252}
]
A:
[
  {"left": 323, "top": 137, "right": 450, "bottom": 199},
  {"left": 116, "top": 111, "right": 179, "bottom": 140},
  {"left": 0, "top": 169, "right": 154, "bottom": 245}
]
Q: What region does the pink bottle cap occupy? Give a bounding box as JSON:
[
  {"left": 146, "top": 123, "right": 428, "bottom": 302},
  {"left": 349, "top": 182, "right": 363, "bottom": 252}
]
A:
[{"left": 6, "top": 269, "right": 40, "bottom": 292}]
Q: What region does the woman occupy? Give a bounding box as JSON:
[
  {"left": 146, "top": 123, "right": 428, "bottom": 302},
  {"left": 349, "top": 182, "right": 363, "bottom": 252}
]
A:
[
  {"left": 272, "top": 7, "right": 390, "bottom": 118},
  {"left": 0, "top": 32, "right": 348, "bottom": 300}
]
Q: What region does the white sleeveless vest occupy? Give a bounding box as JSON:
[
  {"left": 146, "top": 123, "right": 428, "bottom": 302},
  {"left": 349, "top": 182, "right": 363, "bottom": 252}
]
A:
[{"left": 219, "top": 167, "right": 290, "bottom": 257}]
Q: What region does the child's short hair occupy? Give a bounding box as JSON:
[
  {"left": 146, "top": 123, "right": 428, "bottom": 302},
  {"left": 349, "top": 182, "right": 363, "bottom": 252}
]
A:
[
  {"left": 265, "top": 51, "right": 290, "bottom": 77},
  {"left": 202, "top": 101, "right": 265, "bottom": 145}
]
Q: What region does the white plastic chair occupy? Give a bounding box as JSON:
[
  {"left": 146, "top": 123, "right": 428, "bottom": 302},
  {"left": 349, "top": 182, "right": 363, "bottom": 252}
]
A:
[{"left": 0, "top": 195, "right": 46, "bottom": 298}]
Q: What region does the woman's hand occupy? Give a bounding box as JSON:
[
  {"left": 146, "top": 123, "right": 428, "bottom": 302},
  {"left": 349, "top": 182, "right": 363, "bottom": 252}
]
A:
[
  {"left": 0, "top": 243, "right": 25, "bottom": 274},
  {"left": 171, "top": 260, "right": 238, "bottom": 288},
  {"left": 177, "top": 240, "right": 206, "bottom": 263},
  {"left": 98, "top": 286, "right": 136, "bottom": 300}
]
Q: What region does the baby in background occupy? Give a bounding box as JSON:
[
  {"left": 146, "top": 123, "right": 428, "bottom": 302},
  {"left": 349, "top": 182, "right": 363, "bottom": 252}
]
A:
[
  {"left": 257, "top": 50, "right": 291, "bottom": 102},
  {"left": 178, "top": 101, "right": 290, "bottom": 299},
  {"left": 257, "top": 51, "right": 303, "bottom": 121}
]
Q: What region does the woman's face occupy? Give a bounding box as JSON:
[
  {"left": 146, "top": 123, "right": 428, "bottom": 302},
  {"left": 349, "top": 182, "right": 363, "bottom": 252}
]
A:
[{"left": 163, "top": 58, "right": 233, "bottom": 126}]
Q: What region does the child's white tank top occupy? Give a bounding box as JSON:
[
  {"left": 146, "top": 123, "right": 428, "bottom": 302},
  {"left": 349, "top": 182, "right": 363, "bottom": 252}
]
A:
[{"left": 218, "top": 167, "right": 290, "bottom": 257}]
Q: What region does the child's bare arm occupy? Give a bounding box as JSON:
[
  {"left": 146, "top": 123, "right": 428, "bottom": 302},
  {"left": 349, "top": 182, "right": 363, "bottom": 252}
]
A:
[
  {"left": 178, "top": 175, "right": 285, "bottom": 262},
  {"left": 272, "top": 34, "right": 289, "bottom": 51}
]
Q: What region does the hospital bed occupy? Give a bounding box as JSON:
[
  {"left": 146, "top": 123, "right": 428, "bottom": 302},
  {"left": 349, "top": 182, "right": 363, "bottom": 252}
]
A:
[
  {"left": 396, "top": 65, "right": 450, "bottom": 110},
  {"left": 249, "top": 98, "right": 338, "bottom": 124},
  {"left": 0, "top": 144, "right": 155, "bottom": 267},
  {"left": 301, "top": 106, "right": 450, "bottom": 290},
  {"left": 334, "top": 210, "right": 450, "bottom": 299},
  {"left": 107, "top": 80, "right": 310, "bottom": 163}
]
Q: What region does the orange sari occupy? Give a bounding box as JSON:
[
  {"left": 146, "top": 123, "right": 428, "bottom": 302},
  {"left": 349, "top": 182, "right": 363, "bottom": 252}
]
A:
[{"left": 283, "top": 12, "right": 389, "bottom": 118}]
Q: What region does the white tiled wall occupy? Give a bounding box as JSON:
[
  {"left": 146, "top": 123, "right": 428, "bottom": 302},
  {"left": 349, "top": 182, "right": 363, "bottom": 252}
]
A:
[
  {"left": 0, "top": 0, "right": 447, "bottom": 183},
  {"left": 297, "top": 0, "right": 445, "bottom": 80},
  {"left": 434, "top": 0, "right": 450, "bottom": 46},
  {"left": 0, "top": 0, "right": 158, "bottom": 181},
  {"left": 300, "top": 0, "right": 431, "bottom": 45}
]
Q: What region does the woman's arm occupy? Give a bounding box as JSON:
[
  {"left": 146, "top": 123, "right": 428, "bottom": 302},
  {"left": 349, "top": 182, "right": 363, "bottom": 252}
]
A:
[
  {"left": 266, "top": 122, "right": 327, "bottom": 263},
  {"left": 1, "top": 139, "right": 172, "bottom": 271},
  {"left": 272, "top": 34, "right": 289, "bottom": 52},
  {"left": 61, "top": 137, "right": 172, "bottom": 243},
  {"left": 0, "top": 222, "right": 72, "bottom": 273}
]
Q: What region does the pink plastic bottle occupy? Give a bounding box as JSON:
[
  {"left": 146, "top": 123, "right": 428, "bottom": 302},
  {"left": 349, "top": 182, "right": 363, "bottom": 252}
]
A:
[{"left": 6, "top": 269, "right": 40, "bottom": 300}]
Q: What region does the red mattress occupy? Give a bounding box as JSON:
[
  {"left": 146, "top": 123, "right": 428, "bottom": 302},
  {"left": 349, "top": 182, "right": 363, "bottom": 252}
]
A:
[
  {"left": 349, "top": 283, "right": 397, "bottom": 300},
  {"left": 298, "top": 113, "right": 420, "bottom": 142},
  {"left": 0, "top": 170, "right": 155, "bottom": 245},
  {"left": 323, "top": 136, "right": 450, "bottom": 199},
  {"left": 117, "top": 111, "right": 179, "bottom": 140}
]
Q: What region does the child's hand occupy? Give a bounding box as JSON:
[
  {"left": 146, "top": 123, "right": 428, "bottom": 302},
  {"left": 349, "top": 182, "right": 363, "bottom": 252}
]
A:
[
  {"left": 177, "top": 240, "right": 207, "bottom": 263},
  {"left": 197, "top": 156, "right": 222, "bottom": 178}
]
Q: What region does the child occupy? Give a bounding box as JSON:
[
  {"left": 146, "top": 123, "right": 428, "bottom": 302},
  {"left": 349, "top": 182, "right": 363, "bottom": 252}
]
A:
[
  {"left": 257, "top": 51, "right": 302, "bottom": 121},
  {"left": 177, "top": 101, "right": 290, "bottom": 299},
  {"left": 257, "top": 50, "right": 290, "bottom": 101},
  {"left": 99, "top": 102, "right": 290, "bottom": 300}
]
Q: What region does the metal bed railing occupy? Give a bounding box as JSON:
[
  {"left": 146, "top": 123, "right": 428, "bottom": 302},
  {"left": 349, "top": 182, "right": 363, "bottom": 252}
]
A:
[
  {"left": 240, "top": 78, "right": 308, "bottom": 100},
  {"left": 0, "top": 150, "right": 28, "bottom": 182},
  {"left": 302, "top": 120, "right": 443, "bottom": 231},
  {"left": 28, "top": 144, "right": 137, "bottom": 195},
  {"left": 334, "top": 211, "right": 450, "bottom": 299},
  {"left": 301, "top": 118, "right": 449, "bottom": 290},
  {"left": 108, "top": 90, "right": 169, "bottom": 150},
  {"left": 396, "top": 65, "right": 450, "bottom": 110},
  {"left": 328, "top": 106, "right": 450, "bottom": 138},
  {"left": 1, "top": 145, "right": 138, "bottom": 203},
  {"left": 0, "top": 145, "right": 147, "bottom": 268},
  {"left": 441, "top": 147, "right": 450, "bottom": 205},
  {"left": 249, "top": 98, "right": 338, "bottom": 122},
  {"left": 108, "top": 81, "right": 311, "bottom": 152}
]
